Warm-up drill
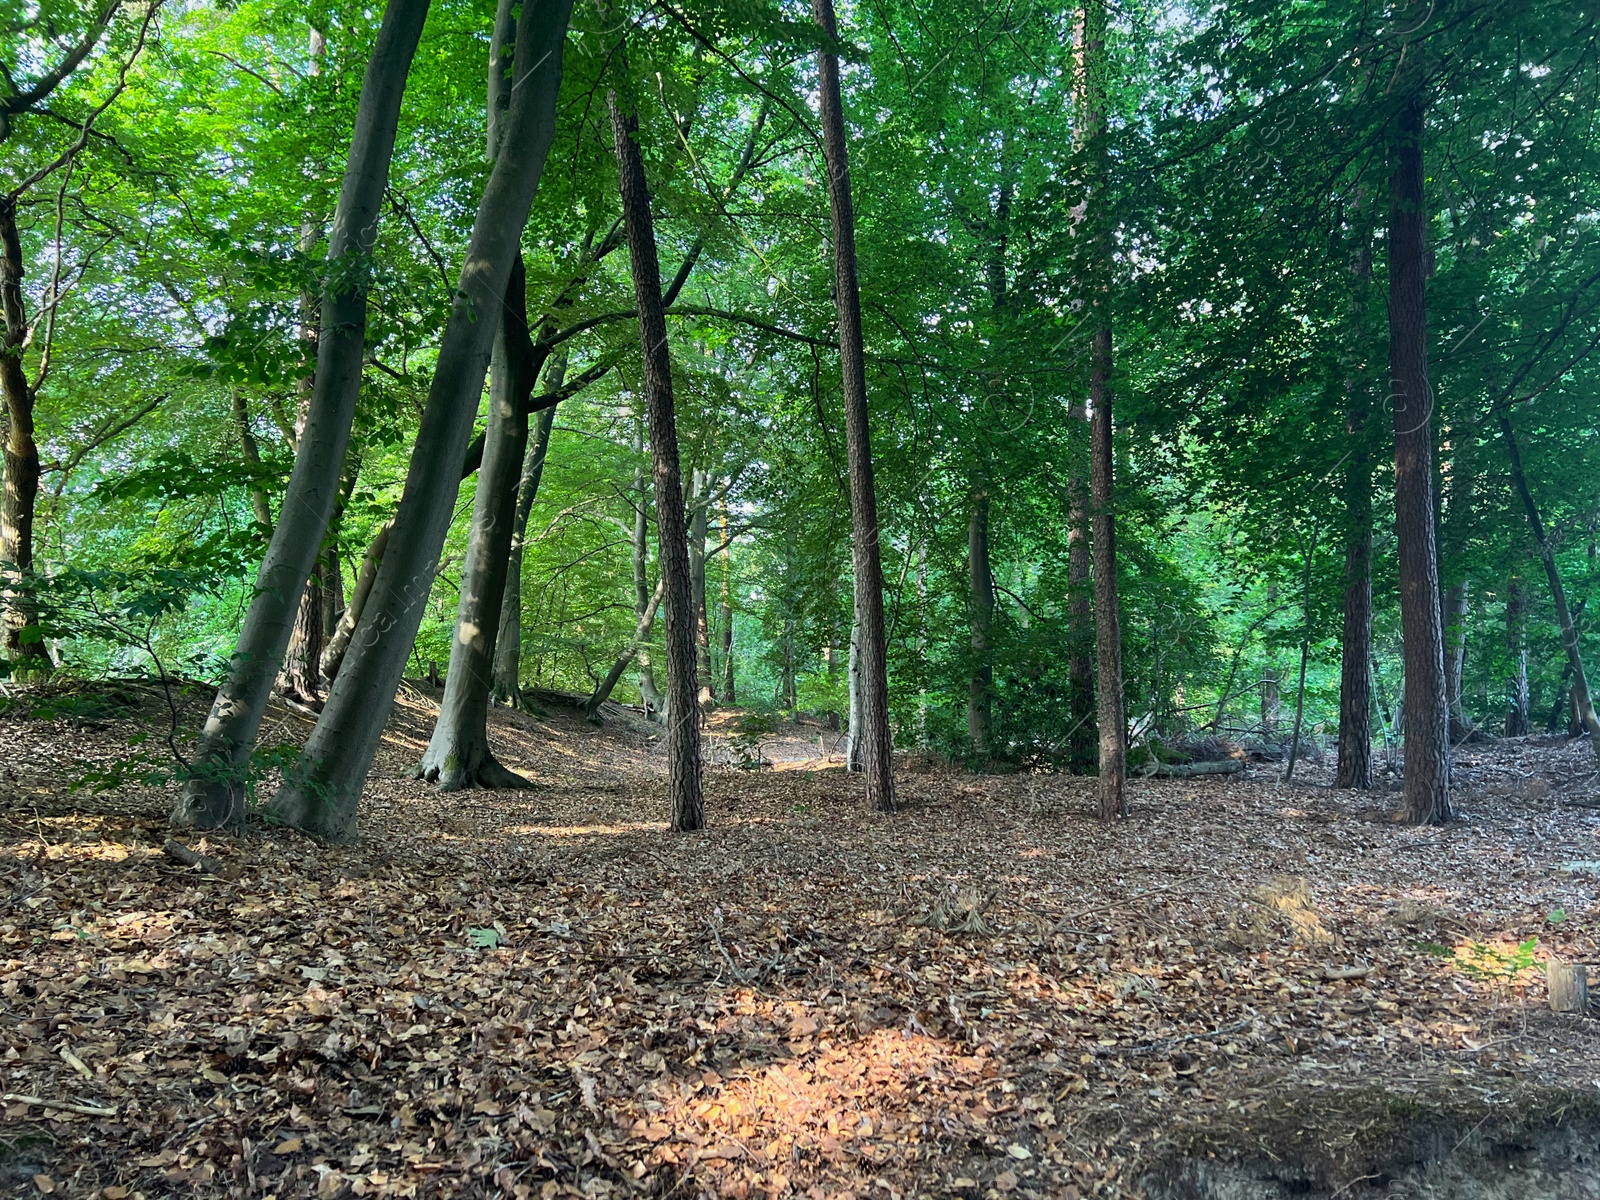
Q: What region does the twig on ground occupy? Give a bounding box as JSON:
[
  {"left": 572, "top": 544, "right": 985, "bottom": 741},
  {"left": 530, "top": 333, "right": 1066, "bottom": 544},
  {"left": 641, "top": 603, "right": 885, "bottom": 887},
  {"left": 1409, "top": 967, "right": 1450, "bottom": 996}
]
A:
[{"left": 3, "top": 1092, "right": 117, "bottom": 1117}]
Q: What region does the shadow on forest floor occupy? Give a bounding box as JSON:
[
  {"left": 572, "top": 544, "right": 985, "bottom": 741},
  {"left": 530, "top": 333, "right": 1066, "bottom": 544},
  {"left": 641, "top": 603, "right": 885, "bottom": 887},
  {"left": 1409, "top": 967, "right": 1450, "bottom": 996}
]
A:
[{"left": 3, "top": 680, "right": 1600, "bottom": 1198}]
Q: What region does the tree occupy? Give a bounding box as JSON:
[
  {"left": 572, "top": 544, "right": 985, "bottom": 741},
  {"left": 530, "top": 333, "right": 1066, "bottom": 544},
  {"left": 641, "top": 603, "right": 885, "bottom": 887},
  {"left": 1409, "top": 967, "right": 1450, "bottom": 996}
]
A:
[
  {"left": 607, "top": 75, "right": 703, "bottom": 831},
  {"left": 812, "top": 0, "right": 894, "bottom": 812}
]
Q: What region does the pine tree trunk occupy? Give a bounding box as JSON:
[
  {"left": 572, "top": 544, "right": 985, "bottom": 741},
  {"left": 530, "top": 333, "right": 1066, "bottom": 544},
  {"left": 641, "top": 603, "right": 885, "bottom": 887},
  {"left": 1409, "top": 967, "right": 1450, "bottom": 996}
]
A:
[
  {"left": 967, "top": 489, "right": 994, "bottom": 757},
  {"left": 609, "top": 86, "right": 703, "bottom": 832},
  {"left": 1387, "top": 60, "right": 1453, "bottom": 824},
  {"left": 1499, "top": 412, "right": 1600, "bottom": 764},
  {"left": 0, "top": 197, "right": 47, "bottom": 679},
  {"left": 1505, "top": 573, "right": 1529, "bottom": 736},
  {"left": 265, "top": 0, "right": 574, "bottom": 840},
  {"left": 173, "top": 0, "right": 430, "bottom": 831},
  {"left": 1078, "top": 0, "right": 1126, "bottom": 819},
  {"left": 813, "top": 0, "right": 894, "bottom": 811},
  {"left": 415, "top": 255, "right": 537, "bottom": 791}
]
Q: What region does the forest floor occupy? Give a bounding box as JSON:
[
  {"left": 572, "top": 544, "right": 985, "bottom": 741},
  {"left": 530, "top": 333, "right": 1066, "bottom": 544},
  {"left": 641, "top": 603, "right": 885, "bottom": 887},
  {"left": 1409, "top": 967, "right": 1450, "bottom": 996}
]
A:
[{"left": 4, "top": 682, "right": 1600, "bottom": 1199}]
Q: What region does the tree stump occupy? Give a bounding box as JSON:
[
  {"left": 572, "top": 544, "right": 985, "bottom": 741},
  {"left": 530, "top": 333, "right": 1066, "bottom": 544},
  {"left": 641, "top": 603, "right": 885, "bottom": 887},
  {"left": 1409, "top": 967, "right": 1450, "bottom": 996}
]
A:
[{"left": 1549, "top": 961, "right": 1589, "bottom": 1014}]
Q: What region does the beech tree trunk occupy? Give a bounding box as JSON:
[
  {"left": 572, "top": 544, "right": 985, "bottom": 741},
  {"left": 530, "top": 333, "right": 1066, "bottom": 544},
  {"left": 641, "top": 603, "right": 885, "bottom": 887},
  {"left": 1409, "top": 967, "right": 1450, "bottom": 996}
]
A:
[
  {"left": 1067, "top": 405, "right": 1095, "bottom": 771},
  {"left": 1499, "top": 411, "right": 1600, "bottom": 764},
  {"left": 265, "top": 0, "right": 574, "bottom": 840},
  {"left": 0, "top": 197, "right": 47, "bottom": 678},
  {"left": 609, "top": 86, "right": 703, "bottom": 832},
  {"left": 967, "top": 489, "right": 994, "bottom": 756},
  {"left": 719, "top": 503, "right": 735, "bottom": 702},
  {"left": 585, "top": 577, "right": 664, "bottom": 720},
  {"left": 630, "top": 458, "right": 665, "bottom": 719},
  {"left": 492, "top": 397, "right": 558, "bottom": 706},
  {"left": 847, "top": 613, "right": 864, "bottom": 771},
  {"left": 813, "top": 0, "right": 894, "bottom": 811},
  {"left": 1387, "top": 60, "right": 1453, "bottom": 824},
  {"left": 1505, "top": 573, "right": 1530, "bottom": 736},
  {"left": 1077, "top": 0, "right": 1126, "bottom": 819},
  {"left": 172, "top": 0, "right": 430, "bottom": 831},
  {"left": 1442, "top": 580, "right": 1470, "bottom": 738},
  {"left": 690, "top": 470, "right": 714, "bottom": 709}
]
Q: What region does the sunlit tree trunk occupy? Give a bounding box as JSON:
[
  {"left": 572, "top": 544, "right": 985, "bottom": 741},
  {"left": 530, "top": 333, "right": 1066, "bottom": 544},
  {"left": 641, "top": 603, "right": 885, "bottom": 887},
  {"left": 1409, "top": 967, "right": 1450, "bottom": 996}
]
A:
[
  {"left": 265, "top": 0, "right": 574, "bottom": 839},
  {"left": 813, "top": 0, "right": 894, "bottom": 811},
  {"left": 173, "top": 0, "right": 430, "bottom": 830},
  {"left": 609, "top": 85, "right": 703, "bottom": 831},
  {"left": 1387, "top": 53, "right": 1452, "bottom": 823},
  {"left": 0, "top": 198, "right": 47, "bottom": 679}
]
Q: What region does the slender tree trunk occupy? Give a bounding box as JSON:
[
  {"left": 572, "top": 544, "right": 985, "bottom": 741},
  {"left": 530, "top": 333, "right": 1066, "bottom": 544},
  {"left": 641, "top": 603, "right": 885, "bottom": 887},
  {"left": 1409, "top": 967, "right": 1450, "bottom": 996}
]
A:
[
  {"left": 1387, "top": 58, "right": 1453, "bottom": 824},
  {"left": 1505, "top": 573, "right": 1529, "bottom": 736},
  {"left": 847, "top": 613, "right": 863, "bottom": 771},
  {"left": 172, "top": 0, "right": 430, "bottom": 831},
  {"left": 265, "top": 0, "right": 574, "bottom": 840},
  {"left": 1441, "top": 580, "right": 1470, "bottom": 738},
  {"left": 1283, "top": 525, "right": 1318, "bottom": 782},
  {"left": 1067, "top": 409, "right": 1095, "bottom": 771},
  {"left": 1499, "top": 411, "right": 1600, "bottom": 763},
  {"left": 0, "top": 197, "right": 47, "bottom": 679},
  {"left": 415, "top": 255, "right": 537, "bottom": 790},
  {"left": 585, "top": 577, "right": 664, "bottom": 719},
  {"left": 230, "top": 392, "right": 274, "bottom": 532},
  {"left": 690, "top": 470, "right": 714, "bottom": 709},
  {"left": 967, "top": 489, "right": 994, "bottom": 756},
  {"left": 813, "top": 0, "right": 894, "bottom": 811},
  {"left": 630, "top": 455, "right": 664, "bottom": 719},
  {"left": 1336, "top": 247, "right": 1374, "bottom": 789},
  {"left": 322, "top": 520, "right": 389, "bottom": 682},
  {"left": 1077, "top": 0, "right": 1125, "bottom": 819},
  {"left": 492, "top": 396, "right": 558, "bottom": 706},
  {"left": 719, "top": 503, "right": 735, "bottom": 702},
  {"left": 609, "top": 86, "right": 702, "bottom": 832}
]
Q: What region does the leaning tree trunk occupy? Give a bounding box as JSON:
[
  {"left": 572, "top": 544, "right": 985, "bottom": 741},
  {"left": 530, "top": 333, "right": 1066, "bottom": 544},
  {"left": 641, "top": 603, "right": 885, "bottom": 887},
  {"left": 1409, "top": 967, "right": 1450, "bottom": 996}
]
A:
[
  {"left": 1077, "top": 0, "right": 1126, "bottom": 820},
  {"left": 609, "top": 85, "right": 703, "bottom": 832},
  {"left": 415, "top": 255, "right": 537, "bottom": 790},
  {"left": 1499, "top": 411, "right": 1600, "bottom": 764},
  {"left": 1505, "top": 573, "right": 1530, "bottom": 736},
  {"left": 813, "top": 0, "right": 894, "bottom": 811},
  {"left": 967, "top": 488, "right": 994, "bottom": 757},
  {"left": 1387, "top": 58, "right": 1453, "bottom": 824},
  {"left": 172, "top": 0, "right": 430, "bottom": 831},
  {"left": 0, "top": 197, "right": 48, "bottom": 679},
  {"left": 585, "top": 577, "right": 664, "bottom": 719},
  {"left": 265, "top": 0, "right": 574, "bottom": 840}
]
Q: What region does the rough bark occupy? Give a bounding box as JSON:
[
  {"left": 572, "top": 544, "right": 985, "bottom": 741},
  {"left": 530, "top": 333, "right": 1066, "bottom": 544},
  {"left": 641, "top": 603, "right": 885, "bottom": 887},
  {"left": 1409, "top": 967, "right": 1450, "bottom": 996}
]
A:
[
  {"left": 415, "top": 255, "right": 537, "bottom": 791},
  {"left": 1505, "top": 573, "right": 1530, "bottom": 736},
  {"left": 1499, "top": 411, "right": 1600, "bottom": 764},
  {"left": 1077, "top": 0, "right": 1126, "bottom": 819},
  {"left": 0, "top": 197, "right": 47, "bottom": 677},
  {"left": 967, "top": 489, "right": 994, "bottom": 756},
  {"left": 1387, "top": 61, "right": 1453, "bottom": 824},
  {"left": 813, "top": 0, "right": 894, "bottom": 811},
  {"left": 172, "top": 0, "right": 430, "bottom": 831},
  {"left": 265, "top": 0, "right": 574, "bottom": 840},
  {"left": 609, "top": 86, "right": 703, "bottom": 832}
]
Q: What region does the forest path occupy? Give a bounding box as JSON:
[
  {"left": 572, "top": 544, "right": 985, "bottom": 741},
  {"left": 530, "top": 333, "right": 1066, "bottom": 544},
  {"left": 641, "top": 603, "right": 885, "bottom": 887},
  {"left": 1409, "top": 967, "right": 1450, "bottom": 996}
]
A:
[{"left": 3, "top": 682, "right": 1600, "bottom": 1198}]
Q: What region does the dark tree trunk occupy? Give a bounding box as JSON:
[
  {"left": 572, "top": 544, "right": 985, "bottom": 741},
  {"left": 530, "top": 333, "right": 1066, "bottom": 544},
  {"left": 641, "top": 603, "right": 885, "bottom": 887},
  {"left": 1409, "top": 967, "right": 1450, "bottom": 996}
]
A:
[
  {"left": 813, "top": 0, "right": 895, "bottom": 811},
  {"left": 967, "top": 489, "right": 994, "bottom": 756},
  {"left": 1336, "top": 248, "right": 1374, "bottom": 789},
  {"left": 265, "top": 0, "right": 574, "bottom": 840},
  {"left": 609, "top": 86, "right": 703, "bottom": 832},
  {"left": 1505, "top": 573, "right": 1529, "bottom": 736},
  {"left": 1077, "top": 0, "right": 1125, "bottom": 819},
  {"left": 1387, "top": 61, "right": 1453, "bottom": 824},
  {"left": 173, "top": 0, "right": 430, "bottom": 830},
  {"left": 0, "top": 197, "right": 47, "bottom": 678},
  {"left": 1499, "top": 411, "right": 1600, "bottom": 763}
]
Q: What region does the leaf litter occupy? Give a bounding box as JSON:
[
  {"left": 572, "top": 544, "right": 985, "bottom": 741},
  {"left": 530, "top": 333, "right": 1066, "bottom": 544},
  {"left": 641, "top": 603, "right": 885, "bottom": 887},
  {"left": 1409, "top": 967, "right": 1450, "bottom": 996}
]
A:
[{"left": 3, "top": 685, "right": 1600, "bottom": 1198}]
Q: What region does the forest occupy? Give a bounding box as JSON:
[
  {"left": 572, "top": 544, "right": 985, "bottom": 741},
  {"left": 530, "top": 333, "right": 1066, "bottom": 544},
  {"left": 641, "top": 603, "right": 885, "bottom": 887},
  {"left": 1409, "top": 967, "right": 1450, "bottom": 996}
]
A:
[{"left": 4, "top": 0, "right": 1600, "bottom": 1197}]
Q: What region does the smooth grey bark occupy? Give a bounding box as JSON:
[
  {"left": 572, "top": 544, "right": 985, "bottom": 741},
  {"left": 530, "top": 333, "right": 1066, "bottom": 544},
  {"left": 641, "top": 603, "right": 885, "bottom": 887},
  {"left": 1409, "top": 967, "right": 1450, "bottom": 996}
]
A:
[
  {"left": 492, "top": 385, "right": 559, "bottom": 706},
  {"left": 609, "top": 85, "right": 703, "bottom": 832},
  {"left": 719, "top": 502, "right": 735, "bottom": 702},
  {"left": 690, "top": 469, "right": 714, "bottom": 708},
  {"left": 585, "top": 577, "right": 664, "bottom": 720},
  {"left": 967, "top": 489, "right": 993, "bottom": 756},
  {"left": 265, "top": 0, "right": 575, "bottom": 840},
  {"left": 631, "top": 457, "right": 665, "bottom": 719},
  {"left": 1388, "top": 55, "right": 1452, "bottom": 824},
  {"left": 322, "top": 519, "right": 389, "bottom": 682},
  {"left": 415, "top": 255, "right": 537, "bottom": 791},
  {"left": 1505, "top": 573, "right": 1530, "bottom": 736},
  {"left": 846, "top": 612, "right": 863, "bottom": 772},
  {"left": 172, "top": 0, "right": 429, "bottom": 831},
  {"left": 813, "top": 0, "right": 894, "bottom": 811}
]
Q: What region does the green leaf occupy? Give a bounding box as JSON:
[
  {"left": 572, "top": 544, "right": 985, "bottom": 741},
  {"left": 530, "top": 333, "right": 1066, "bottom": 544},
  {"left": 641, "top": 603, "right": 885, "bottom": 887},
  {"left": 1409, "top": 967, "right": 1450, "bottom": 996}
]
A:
[
  {"left": 1548, "top": 908, "right": 1568, "bottom": 924},
  {"left": 466, "top": 927, "right": 504, "bottom": 950}
]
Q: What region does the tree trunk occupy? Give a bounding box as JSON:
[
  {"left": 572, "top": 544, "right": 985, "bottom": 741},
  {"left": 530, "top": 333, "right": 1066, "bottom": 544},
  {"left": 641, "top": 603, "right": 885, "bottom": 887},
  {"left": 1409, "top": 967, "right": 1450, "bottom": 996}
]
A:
[
  {"left": 585, "top": 577, "right": 664, "bottom": 720},
  {"left": 609, "top": 85, "right": 703, "bottom": 832},
  {"left": 1077, "top": 0, "right": 1126, "bottom": 819},
  {"left": 264, "top": 0, "right": 574, "bottom": 840},
  {"left": 719, "top": 502, "right": 735, "bottom": 702},
  {"left": 1067, "top": 408, "right": 1095, "bottom": 771},
  {"left": 630, "top": 455, "right": 664, "bottom": 719},
  {"left": 1498, "top": 411, "right": 1600, "bottom": 764},
  {"left": 322, "top": 519, "right": 389, "bottom": 682},
  {"left": 1387, "top": 58, "right": 1453, "bottom": 824},
  {"left": 1442, "top": 580, "right": 1470, "bottom": 739},
  {"left": 172, "top": 0, "right": 430, "bottom": 831},
  {"left": 0, "top": 197, "right": 47, "bottom": 679},
  {"left": 847, "top": 613, "right": 863, "bottom": 771},
  {"left": 1336, "top": 248, "right": 1374, "bottom": 790},
  {"left": 230, "top": 391, "right": 274, "bottom": 532},
  {"left": 1505, "top": 573, "right": 1529, "bottom": 736},
  {"left": 415, "top": 254, "right": 537, "bottom": 791},
  {"left": 1260, "top": 665, "right": 1280, "bottom": 733},
  {"left": 1283, "top": 525, "right": 1318, "bottom": 782},
  {"left": 492, "top": 396, "right": 558, "bottom": 707},
  {"left": 690, "top": 470, "right": 714, "bottom": 709},
  {"left": 967, "top": 488, "right": 994, "bottom": 756},
  {"left": 813, "top": 0, "right": 894, "bottom": 812}
]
